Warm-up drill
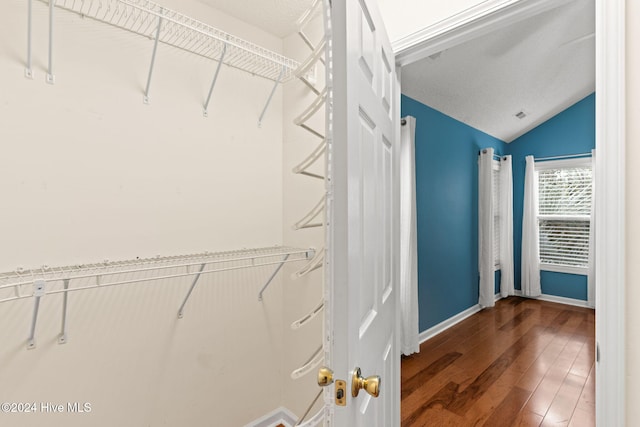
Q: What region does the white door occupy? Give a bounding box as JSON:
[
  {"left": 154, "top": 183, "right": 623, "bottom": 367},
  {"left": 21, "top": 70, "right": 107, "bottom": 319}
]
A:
[{"left": 324, "top": 0, "right": 400, "bottom": 425}]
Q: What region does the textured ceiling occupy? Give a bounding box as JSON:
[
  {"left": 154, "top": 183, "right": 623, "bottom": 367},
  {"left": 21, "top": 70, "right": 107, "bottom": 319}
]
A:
[
  {"left": 195, "top": 0, "right": 315, "bottom": 38},
  {"left": 401, "top": 0, "right": 595, "bottom": 143}
]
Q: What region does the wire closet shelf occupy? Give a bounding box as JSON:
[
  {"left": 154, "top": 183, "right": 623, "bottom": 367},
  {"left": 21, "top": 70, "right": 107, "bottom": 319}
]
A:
[
  {"left": 0, "top": 246, "right": 314, "bottom": 349},
  {"left": 0, "top": 246, "right": 314, "bottom": 304},
  {"left": 45, "top": 0, "right": 300, "bottom": 82}
]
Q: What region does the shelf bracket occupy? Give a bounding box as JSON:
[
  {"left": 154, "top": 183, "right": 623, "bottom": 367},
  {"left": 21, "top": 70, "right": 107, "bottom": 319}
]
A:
[
  {"left": 257, "top": 254, "right": 290, "bottom": 301},
  {"left": 143, "top": 14, "right": 164, "bottom": 104},
  {"left": 203, "top": 43, "right": 227, "bottom": 117},
  {"left": 46, "top": 0, "right": 55, "bottom": 84},
  {"left": 27, "top": 280, "right": 46, "bottom": 350},
  {"left": 258, "top": 67, "right": 285, "bottom": 127},
  {"left": 58, "top": 279, "right": 70, "bottom": 344},
  {"left": 25, "top": 0, "right": 33, "bottom": 79},
  {"left": 177, "top": 263, "right": 206, "bottom": 319}
]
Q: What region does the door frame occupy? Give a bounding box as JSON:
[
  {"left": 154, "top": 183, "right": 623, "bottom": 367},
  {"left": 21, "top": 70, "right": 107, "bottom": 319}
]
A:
[{"left": 392, "top": 0, "right": 626, "bottom": 425}]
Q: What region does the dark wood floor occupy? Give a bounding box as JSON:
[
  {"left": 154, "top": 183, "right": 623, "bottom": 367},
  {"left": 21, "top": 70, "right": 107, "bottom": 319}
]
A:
[{"left": 401, "top": 297, "right": 595, "bottom": 426}]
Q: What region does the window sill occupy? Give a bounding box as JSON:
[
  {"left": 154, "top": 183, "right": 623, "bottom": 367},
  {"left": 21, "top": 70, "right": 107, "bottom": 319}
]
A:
[{"left": 540, "top": 263, "right": 588, "bottom": 276}]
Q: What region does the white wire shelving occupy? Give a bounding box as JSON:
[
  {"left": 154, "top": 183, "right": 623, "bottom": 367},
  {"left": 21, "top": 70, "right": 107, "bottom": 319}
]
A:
[
  {"left": 26, "top": 0, "right": 300, "bottom": 117},
  {"left": 38, "top": 0, "right": 299, "bottom": 82},
  {"left": 0, "top": 246, "right": 315, "bottom": 349}
]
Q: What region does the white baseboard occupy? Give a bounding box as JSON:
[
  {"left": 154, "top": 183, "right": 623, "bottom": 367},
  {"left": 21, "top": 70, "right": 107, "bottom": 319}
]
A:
[
  {"left": 513, "top": 290, "right": 593, "bottom": 308},
  {"left": 244, "top": 407, "right": 298, "bottom": 427},
  {"left": 417, "top": 291, "right": 593, "bottom": 346},
  {"left": 418, "top": 303, "right": 483, "bottom": 344}
]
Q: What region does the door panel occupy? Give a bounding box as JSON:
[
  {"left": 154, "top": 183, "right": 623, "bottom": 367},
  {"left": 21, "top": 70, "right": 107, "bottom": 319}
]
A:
[{"left": 327, "top": 0, "right": 400, "bottom": 425}]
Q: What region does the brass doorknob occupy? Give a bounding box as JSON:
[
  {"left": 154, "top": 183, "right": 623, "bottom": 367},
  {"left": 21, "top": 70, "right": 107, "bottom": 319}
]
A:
[
  {"left": 318, "top": 366, "right": 334, "bottom": 387},
  {"left": 352, "top": 367, "right": 380, "bottom": 398}
]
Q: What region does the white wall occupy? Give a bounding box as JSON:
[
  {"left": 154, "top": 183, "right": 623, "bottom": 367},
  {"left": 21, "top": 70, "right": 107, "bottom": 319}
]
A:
[
  {"left": 0, "top": 1, "right": 290, "bottom": 426},
  {"left": 0, "top": 0, "right": 284, "bottom": 271},
  {"left": 626, "top": 0, "right": 640, "bottom": 424}
]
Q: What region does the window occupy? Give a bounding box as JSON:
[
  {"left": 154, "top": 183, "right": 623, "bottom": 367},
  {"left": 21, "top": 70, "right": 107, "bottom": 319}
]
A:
[
  {"left": 536, "top": 158, "right": 592, "bottom": 274},
  {"left": 492, "top": 160, "right": 500, "bottom": 269}
]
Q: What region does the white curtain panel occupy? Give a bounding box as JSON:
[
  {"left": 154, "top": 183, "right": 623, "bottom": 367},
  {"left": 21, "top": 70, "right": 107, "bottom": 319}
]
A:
[
  {"left": 521, "top": 155, "right": 541, "bottom": 297},
  {"left": 588, "top": 149, "right": 596, "bottom": 307},
  {"left": 400, "top": 116, "right": 419, "bottom": 356},
  {"left": 499, "top": 155, "right": 515, "bottom": 297},
  {"left": 478, "top": 148, "right": 495, "bottom": 308}
]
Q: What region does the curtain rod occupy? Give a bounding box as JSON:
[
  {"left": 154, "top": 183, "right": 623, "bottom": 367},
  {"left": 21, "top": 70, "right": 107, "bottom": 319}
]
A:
[
  {"left": 479, "top": 149, "right": 507, "bottom": 160},
  {"left": 535, "top": 152, "right": 592, "bottom": 162}
]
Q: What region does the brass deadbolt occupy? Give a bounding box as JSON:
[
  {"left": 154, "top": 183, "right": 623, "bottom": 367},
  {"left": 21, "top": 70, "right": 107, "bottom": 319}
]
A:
[{"left": 352, "top": 367, "right": 380, "bottom": 398}]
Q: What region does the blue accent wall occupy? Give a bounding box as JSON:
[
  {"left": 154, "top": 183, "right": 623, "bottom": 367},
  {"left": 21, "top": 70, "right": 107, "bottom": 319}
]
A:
[
  {"left": 401, "top": 95, "right": 507, "bottom": 332},
  {"left": 508, "top": 93, "right": 595, "bottom": 299},
  {"left": 403, "top": 93, "right": 595, "bottom": 333}
]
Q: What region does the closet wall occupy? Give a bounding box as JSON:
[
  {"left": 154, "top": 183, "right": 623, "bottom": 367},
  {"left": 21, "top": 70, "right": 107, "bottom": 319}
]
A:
[
  {"left": 0, "top": 1, "right": 316, "bottom": 426},
  {"left": 0, "top": 0, "right": 285, "bottom": 269}
]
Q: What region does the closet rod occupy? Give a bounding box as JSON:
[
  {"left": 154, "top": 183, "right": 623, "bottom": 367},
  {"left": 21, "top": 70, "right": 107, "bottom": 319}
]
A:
[{"left": 535, "top": 152, "right": 592, "bottom": 162}]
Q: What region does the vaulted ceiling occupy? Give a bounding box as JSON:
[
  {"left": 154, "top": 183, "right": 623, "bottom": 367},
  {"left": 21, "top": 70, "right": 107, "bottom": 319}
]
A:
[{"left": 400, "top": 0, "right": 595, "bottom": 142}]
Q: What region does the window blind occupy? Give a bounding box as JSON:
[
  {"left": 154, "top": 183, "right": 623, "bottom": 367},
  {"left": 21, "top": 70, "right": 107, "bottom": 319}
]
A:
[{"left": 537, "top": 165, "right": 592, "bottom": 268}]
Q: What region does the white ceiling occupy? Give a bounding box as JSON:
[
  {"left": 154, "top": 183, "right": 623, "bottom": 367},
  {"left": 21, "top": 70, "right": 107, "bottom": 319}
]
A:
[
  {"left": 401, "top": 0, "right": 595, "bottom": 143},
  {"left": 195, "top": 0, "right": 315, "bottom": 38}
]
